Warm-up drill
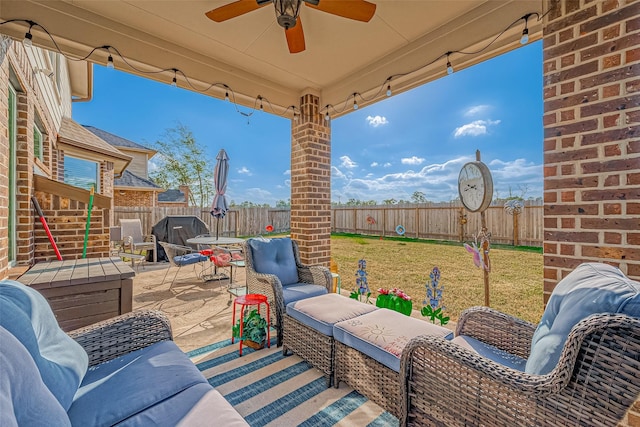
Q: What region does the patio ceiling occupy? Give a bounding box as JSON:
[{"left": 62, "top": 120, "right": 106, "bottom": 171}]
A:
[{"left": 0, "top": 0, "right": 542, "bottom": 118}]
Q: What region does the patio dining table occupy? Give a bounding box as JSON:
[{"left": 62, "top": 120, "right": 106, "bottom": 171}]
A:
[{"left": 186, "top": 236, "right": 246, "bottom": 290}]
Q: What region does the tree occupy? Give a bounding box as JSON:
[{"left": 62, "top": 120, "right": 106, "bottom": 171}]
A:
[
  {"left": 382, "top": 199, "right": 397, "bottom": 205},
  {"left": 150, "top": 123, "right": 214, "bottom": 208},
  {"left": 275, "top": 199, "right": 290, "bottom": 208},
  {"left": 411, "top": 191, "right": 427, "bottom": 204}
]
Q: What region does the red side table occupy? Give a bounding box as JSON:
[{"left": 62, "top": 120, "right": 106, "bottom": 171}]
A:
[{"left": 232, "top": 293, "right": 270, "bottom": 356}]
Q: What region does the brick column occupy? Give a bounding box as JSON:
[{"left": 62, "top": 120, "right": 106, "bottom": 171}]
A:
[
  {"left": 543, "top": 0, "right": 640, "bottom": 300},
  {"left": 290, "top": 93, "right": 331, "bottom": 266}
]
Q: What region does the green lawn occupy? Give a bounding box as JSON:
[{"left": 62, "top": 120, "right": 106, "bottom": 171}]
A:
[{"left": 331, "top": 234, "right": 544, "bottom": 325}]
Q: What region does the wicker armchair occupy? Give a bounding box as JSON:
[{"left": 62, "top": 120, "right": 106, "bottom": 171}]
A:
[
  {"left": 243, "top": 237, "right": 332, "bottom": 346},
  {"left": 400, "top": 264, "right": 640, "bottom": 427}
]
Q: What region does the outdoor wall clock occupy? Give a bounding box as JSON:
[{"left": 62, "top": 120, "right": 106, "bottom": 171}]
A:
[{"left": 458, "top": 160, "right": 493, "bottom": 213}]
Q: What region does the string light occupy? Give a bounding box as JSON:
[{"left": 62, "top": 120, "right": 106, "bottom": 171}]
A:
[
  {"left": 22, "top": 20, "right": 35, "bottom": 47},
  {"left": 446, "top": 52, "right": 454, "bottom": 75},
  {"left": 520, "top": 13, "right": 531, "bottom": 45},
  {"left": 171, "top": 68, "right": 177, "bottom": 87},
  {"left": 1, "top": 10, "right": 543, "bottom": 123}
]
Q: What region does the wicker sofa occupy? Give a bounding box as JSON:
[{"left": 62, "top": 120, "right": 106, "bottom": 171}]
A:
[
  {"left": 400, "top": 263, "right": 640, "bottom": 426},
  {"left": 0, "top": 279, "right": 247, "bottom": 427}
]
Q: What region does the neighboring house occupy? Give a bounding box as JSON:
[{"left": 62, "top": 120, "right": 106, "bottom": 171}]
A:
[
  {"left": 0, "top": 37, "right": 130, "bottom": 278},
  {"left": 84, "top": 125, "right": 190, "bottom": 208}
]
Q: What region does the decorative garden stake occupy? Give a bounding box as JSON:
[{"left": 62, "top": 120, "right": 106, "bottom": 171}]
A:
[
  {"left": 350, "top": 259, "right": 371, "bottom": 303},
  {"left": 421, "top": 267, "right": 449, "bottom": 325},
  {"left": 504, "top": 199, "right": 524, "bottom": 246},
  {"left": 376, "top": 287, "right": 412, "bottom": 315}
]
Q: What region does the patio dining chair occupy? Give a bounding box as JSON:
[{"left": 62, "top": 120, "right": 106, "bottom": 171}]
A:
[
  {"left": 120, "top": 218, "right": 157, "bottom": 263},
  {"left": 400, "top": 262, "right": 640, "bottom": 427},
  {"left": 243, "top": 237, "right": 332, "bottom": 346},
  {"left": 158, "top": 241, "right": 209, "bottom": 288}
]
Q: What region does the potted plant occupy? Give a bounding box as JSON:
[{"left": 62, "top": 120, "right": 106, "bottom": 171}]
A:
[{"left": 232, "top": 309, "right": 268, "bottom": 349}]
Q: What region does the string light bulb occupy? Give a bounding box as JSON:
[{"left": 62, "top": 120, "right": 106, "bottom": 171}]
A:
[
  {"left": 446, "top": 53, "right": 454, "bottom": 75},
  {"left": 23, "top": 31, "right": 33, "bottom": 47},
  {"left": 106, "top": 54, "right": 114, "bottom": 69},
  {"left": 171, "top": 69, "right": 177, "bottom": 87},
  {"left": 520, "top": 14, "right": 531, "bottom": 45},
  {"left": 353, "top": 93, "right": 359, "bottom": 110},
  {"left": 224, "top": 91, "right": 229, "bottom": 101},
  {"left": 324, "top": 106, "right": 330, "bottom": 121},
  {"left": 259, "top": 96, "right": 263, "bottom": 111},
  {"left": 386, "top": 84, "right": 392, "bottom": 97}
]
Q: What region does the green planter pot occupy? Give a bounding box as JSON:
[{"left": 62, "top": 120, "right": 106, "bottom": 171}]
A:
[{"left": 376, "top": 294, "right": 412, "bottom": 316}]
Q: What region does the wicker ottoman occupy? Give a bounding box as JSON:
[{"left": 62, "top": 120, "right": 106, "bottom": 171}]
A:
[
  {"left": 333, "top": 309, "right": 453, "bottom": 418},
  {"left": 283, "top": 293, "right": 377, "bottom": 387}
]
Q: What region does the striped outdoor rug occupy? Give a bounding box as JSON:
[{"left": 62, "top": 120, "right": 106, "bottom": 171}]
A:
[{"left": 187, "top": 338, "right": 398, "bottom": 427}]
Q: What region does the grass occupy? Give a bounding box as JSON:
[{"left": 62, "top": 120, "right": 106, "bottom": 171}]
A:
[{"left": 331, "top": 234, "right": 544, "bottom": 325}]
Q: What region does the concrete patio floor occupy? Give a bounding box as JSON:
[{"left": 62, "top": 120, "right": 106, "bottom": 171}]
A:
[{"left": 131, "top": 261, "right": 243, "bottom": 352}]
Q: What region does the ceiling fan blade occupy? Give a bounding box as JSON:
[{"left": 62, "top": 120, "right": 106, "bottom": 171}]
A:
[
  {"left": 306, "top": 0, "right": 376, "bottom": 22},
  {"left": 205, "top": 0, "right": 268, "bottom": 22},
  {"left": 285, "top": 17, "right": 305, "bottom": 53}
]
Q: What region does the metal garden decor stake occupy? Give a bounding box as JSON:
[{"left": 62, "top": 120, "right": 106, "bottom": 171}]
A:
[
  {"left": 458, "top": 150, "right": 493, "bottom": 306},
  {"left": 350, "top": 259, "right": 371, "bottom": 303},
  {"left": 421, "top": 267, "right": 449, "bottom": 325},
  {"left": 504, "top": 199, "right": 524, "bottom": 246}
]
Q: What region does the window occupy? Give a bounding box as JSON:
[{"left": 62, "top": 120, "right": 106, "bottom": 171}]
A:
[
  {"left": 34, "top": 125, "right": 43, "bottom": 161},
  {"left": 63, "top": 155, "right": 100, "bottom": 192}
]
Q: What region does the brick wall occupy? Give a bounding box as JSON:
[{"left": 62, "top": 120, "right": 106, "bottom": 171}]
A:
[
  {"left": 290, "top": 94, "right": 331, "bottom": 266},
  {"left": 543, "top": 1, "right": 639, "bottom": 424},
  {"left": 33, "top": 191, "right": 109, "bottom": 261},
  {"left": 114, "top": 189, "right": 156, "bottom": 208},
  {"left": 543, "top": 0, "right": 639, "bottom": 295}
]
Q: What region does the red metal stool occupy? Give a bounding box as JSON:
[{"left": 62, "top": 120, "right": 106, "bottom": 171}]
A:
[{"left": 232, "top": 293, "right": 270, "bottom": 356}]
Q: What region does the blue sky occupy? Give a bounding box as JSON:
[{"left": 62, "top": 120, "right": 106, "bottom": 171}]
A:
[{"left": 72, "top": 41, "right": 542, "bottom": 206}]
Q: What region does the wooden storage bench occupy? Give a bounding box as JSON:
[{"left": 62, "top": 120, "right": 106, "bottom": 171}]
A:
[{"left": 18, "top": 257, "right": 135, "bottom": 332}]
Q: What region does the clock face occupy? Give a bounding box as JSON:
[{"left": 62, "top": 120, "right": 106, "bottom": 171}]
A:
[{"left": 458, "top": 162, "right": 493, "bottom": 212}]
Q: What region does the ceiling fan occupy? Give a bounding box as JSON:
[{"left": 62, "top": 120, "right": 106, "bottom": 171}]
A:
[{"left": 205, "top": 0, "right": 376, "bottom": 54}]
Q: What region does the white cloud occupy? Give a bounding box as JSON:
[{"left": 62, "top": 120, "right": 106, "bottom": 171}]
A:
[
  {"left": 464, "top": 105, "right": 490, "bottom": 116},
  {"left": 383, "top": 162, "right": 392, "bottom": 168},
  {"left": 454, "top": 119, "right": 501, "bottom": 138},
  {"left": 238, "top": 166, "right": 252, "bottom": 175},
  {"left": 366, "top": 115, "right": 389, "bottom": 127},
  {"left": 371, "top": 162, "right": 379, "bottom": 167},
  {"left": 283, "top": 169, "right": 290, "bottom": 175},
  {"left": 340, "top": 155, "right": 358, "bottom": 169},
  {"left": 401, "top": 156, "right": 425, "bottom": 165},
  {"left": 331, "top": 156, "right": 543, "bottom": 203}
]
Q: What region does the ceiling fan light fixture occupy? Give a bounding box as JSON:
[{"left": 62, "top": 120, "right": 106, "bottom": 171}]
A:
[{"left": 274, "top": 0, "right": 302, "bottom": 29}]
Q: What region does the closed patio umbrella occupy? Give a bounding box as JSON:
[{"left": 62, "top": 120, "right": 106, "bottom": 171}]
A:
[{"left": 210, "top": 149, "right": 229, "bottom": 238}]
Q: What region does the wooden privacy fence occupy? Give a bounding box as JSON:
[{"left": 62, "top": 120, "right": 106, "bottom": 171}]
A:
[{"left": 113, "top": 203, "right": 543, "bottom": 247}]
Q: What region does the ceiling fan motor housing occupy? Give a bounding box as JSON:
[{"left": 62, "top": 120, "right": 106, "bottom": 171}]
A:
[{"left": 274, "top": 0, "right": 302, "bottom": 28}]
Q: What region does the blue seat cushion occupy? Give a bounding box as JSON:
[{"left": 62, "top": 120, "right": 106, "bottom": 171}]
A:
[
  {"left": 0, "top": 280, "right": 88, "bottom": 411},
  {"left": 452, "top": 335, "right": 527, "bottom": 371},
  {"left": 68, "top": 340, "right": 210, "bottom": 426},
  {"left": 334, "top": 309, "right": 454, "bottom": 372},
  {"left": 286, "top": 293, "right": 377, "bottom": 336},
  {"left": 248, "top": 237, "right": 299, "bottom": 285},
  {"left": 0, "top": 326, "right": 71, "bottom": 427},
  {"left": 114, "top": 384, "right": 248, "bottom": 427},
  {"left": 174, "top": 253, "right": 208, "bottom": 266},
  {"left": 282, "top": 283, "right": 328, "bottom": 306},
  {"left": 525, "top": 262, "right": 640, "bottom": 375}
]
